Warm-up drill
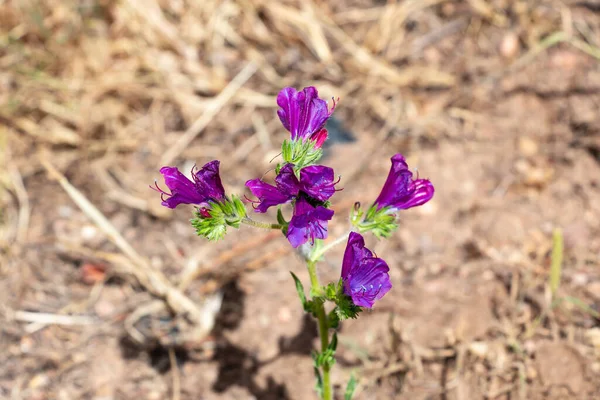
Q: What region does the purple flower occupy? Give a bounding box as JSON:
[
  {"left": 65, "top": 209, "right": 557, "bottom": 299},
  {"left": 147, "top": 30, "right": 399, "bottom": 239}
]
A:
[
  {"left": 245, "top": 163, "right": 338, "bottom": 213},
  {"left": 341, "top": 232, "right": 392, "bottom": 308},
  {"left": 153, "top": 160, "right": 225, "bottom": 209},
  {"left": 287, "top": 196, "right": 334, "bottom": 248},
  {"left": 374, "top": 154, "right": 434, "bottom": 211},
  {"left": 277, "top": 86, "right": 336, "bottom": 147}
]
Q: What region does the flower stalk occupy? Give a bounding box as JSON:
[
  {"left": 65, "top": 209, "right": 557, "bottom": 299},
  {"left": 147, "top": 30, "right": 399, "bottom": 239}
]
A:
[
  {"left": 307, "top": 259, "right": 332, "bottom": 400},
  {"left": 241, "top": 217, "right": 283, "bottom": 230}
]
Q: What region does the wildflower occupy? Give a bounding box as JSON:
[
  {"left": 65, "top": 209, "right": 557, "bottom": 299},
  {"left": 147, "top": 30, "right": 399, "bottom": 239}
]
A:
[
  {"left": 153, "top": 161, "right": 225, "bottom": 209},
  {"left": 245, "top": 163, "right": 339, "bottom": 247},
  {"left": 287, "top": 196, "right": 335, "bottom": 248},
  {"left": 277, "top": 86, "right": 336, "bottom": 148},
  {"left": 245, "top": 163, "right": 337, "bottom": 212},
  {"left": 341, "top": 232, "right": 391, "bottom": 308},
  {"left": 374, "top": 154, "right": 434, "bottom": 211}
]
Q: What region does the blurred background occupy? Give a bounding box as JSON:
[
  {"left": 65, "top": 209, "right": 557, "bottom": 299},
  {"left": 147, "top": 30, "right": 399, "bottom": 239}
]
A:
[{"left": 2, "top": 0, "right": 600, "bottom": 399}]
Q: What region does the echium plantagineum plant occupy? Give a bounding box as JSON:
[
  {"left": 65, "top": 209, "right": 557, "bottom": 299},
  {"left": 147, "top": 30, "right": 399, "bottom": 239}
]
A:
[{"left": 152, "top": 86, "right": 434, "bottom": 399}]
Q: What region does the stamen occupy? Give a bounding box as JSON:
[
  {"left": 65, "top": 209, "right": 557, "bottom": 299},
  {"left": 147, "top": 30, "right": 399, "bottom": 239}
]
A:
[
  {"left": 150, "top": 181, "right": 172, "bottom": 197},
  {"left": 243, "top": 195, "right": 260, "bottom": 209}
]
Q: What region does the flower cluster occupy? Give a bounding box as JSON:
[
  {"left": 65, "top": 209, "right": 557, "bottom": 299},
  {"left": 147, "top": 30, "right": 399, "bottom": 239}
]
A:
[
  {"left": 152, "top": 161, "right": 246, "bottom": 241},
  {"left": 152, "top": 85, "right": 435, "bottom": 400},
  {"left": 246, "top": 86, "right": 339, "bottom": 248},
  {"left": 152, "top": 85, "right": 434, "bottom": 310},
  {"left": 246, "top": 163, "right": 338, "bottom": 248}
]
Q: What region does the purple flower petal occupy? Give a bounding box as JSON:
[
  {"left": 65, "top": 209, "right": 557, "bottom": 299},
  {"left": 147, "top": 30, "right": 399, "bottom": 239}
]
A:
[
  {"left": 341, "top": 232, "right": 392, "bottom": 308},
  {"left": 287, "top": 197, "right": 334, "bottom": 248},
  {"left": 299, "top": 165, "right": 338, "bottom": 202},
  {"left": 154, "top": 161, "right": 227, "bottom": 209},
  {"left": 157, "top": 166, "right": 208, "bottom": 208},
  {"left": 277, "top": 86, "right": 333, "bottom": 142},
  {"left": 274, "top": 163, "right": 301, "bottom": 196},
  {"left": 374, "top": 153, "right": 434, "bottom": 211},
  {"left": 193, "top": 160, "right": 225, "bottom": 201},
  {"left": 245, "top": 179, "right": 293, "bottom": 213}
]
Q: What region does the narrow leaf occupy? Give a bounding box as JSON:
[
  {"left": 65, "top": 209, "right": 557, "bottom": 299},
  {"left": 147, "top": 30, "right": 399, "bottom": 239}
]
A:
[
  {"left": 290, "top": 272, "right": 307, "bottom": 310},
  {"left": 344, "top": 373, "right": 358, "bottom": 400},
  {"left": 313, "top": 366, "right": 324, "bottom": 399},
  {"left": 329, "top": 332, "right": 338, "bottom": 352}
]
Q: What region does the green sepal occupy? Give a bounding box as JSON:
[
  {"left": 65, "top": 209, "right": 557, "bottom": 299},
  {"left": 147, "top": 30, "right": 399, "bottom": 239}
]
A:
[
  {"left": 344, "top": 373, "right": 358, "bottom": 400},
  {"left": 328, "top": 309, "right": 340, "bottom": 329},
  {"left": 189, "top": 195, "right": 248, "bottom": 240},
  {"left": 334, "top": 295, "right": 362, "bottom": 321},
  {"left": 281, "top": 138, "right": 323, "bottom": 171},
  {"left": 353, "top": 204, "right": 398, "bottom": 239},
  {"left": 231, "top": 195, "right": 247, "bottom": 222},
  {"left": 277, "top": 207, "right": 289, "bottom": 236},
  {"left": 325, "top": 281, "right": 339, "bottom": 301},
  {"left": 277, "top": 207, "right": 287, "bottom": 225}
]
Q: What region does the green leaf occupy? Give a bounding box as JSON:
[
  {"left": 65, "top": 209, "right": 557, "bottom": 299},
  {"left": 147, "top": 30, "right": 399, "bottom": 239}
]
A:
[
  {"left": 290, "top": 272, "right": 308, "bottom": 311},
  {"left": 313, "top": 366, "right": 324, "bottom": 399},
  {"left": 329, "top": 332, "right": 338, "bottom": 352},
  {"left": 344, "top": 373, "right": 358, "bottom": 400}
]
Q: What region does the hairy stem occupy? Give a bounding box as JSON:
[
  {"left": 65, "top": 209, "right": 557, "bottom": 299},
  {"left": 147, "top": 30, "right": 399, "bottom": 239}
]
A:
[
  {"left": 307, "top": 260, "right": 332, "bottom": 400},
  {"left": 241, "top": 217, "right": 283, "bottom": 230},
  {"left": 310, "top": 231, "right": 351, "bottom": 262}
]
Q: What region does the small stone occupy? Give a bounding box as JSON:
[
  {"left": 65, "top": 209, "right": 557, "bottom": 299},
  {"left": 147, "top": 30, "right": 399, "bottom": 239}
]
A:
[
  {"left": 95, "top": 299, "right": 115, "bottom": 319},
  {"left": 20, "top": 336, "right": 34, "bottom": 353},
  {"left": 81, "top": 225, "right": 98, "bottom": 241},
  {"left": 572, "top": 272, "right": 589, "bottom": 287},
  {"left": 278, "top": 307, "right": 292, "bottom": 323},
  {"left": 58, "top": 206, "right": 74, "bottom": 218},
  {"left": 500, "top": 32, "right": 520, "bottom": 58},
  {"left": 518, "top": 137, "right": 538, "bottom": 157},
  {"left": 469, "top": 341, "right": 488, "bottom": 358}
]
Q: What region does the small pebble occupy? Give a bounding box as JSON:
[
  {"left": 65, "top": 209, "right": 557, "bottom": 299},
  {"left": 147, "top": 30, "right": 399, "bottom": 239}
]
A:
[
  {"left": 518, "top": 137, "right": 538, "bottom": 157},
  {"left": 81, "top": 225, "right": 98, "bottom": 241},
  {"left": 278, "top": 307, "right": 292, "bottom": 323},
  {"left": 500, "top": 32, "right": 520, "bottom": 58}
]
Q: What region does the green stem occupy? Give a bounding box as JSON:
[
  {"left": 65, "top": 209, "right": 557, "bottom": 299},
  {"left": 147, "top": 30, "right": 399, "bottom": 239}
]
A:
[
  {"left": 307, "top": 260, "right": 332, "bottom": 400},
  {"left": 310, "top": 231, "right": 351, "bottom": 262},
  {"left": 241, "top": 217, "right": 283, "bottom": 230}
]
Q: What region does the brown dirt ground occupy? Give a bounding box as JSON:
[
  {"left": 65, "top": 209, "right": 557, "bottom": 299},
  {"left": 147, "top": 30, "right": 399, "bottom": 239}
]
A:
[{"left": 2, "top": 0, "right": 600, "bottom": 399}]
